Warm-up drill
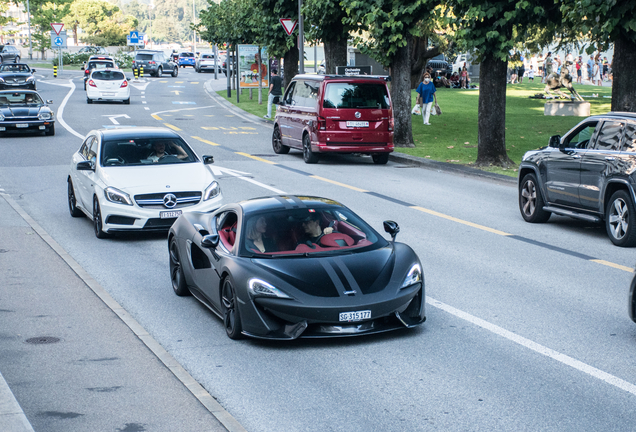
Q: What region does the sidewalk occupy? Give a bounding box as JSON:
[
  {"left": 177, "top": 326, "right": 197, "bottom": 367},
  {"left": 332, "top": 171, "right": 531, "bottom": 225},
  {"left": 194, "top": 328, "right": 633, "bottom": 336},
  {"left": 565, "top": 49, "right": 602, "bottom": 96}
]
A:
[{"left": 0, "top": 193, "right": 243, "bottom": 432}]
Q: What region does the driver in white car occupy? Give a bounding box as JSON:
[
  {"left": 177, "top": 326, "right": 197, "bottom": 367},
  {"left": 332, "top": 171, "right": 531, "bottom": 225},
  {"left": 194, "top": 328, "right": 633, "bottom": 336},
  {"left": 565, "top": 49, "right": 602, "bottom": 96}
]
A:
[{"left": 148, "top": 140, "right": 188, "bottom": 162}]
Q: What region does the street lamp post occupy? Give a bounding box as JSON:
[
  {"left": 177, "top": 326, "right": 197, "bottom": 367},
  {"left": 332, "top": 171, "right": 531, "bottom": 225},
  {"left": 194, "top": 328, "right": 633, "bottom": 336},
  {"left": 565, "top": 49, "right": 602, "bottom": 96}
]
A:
[{"left": 26, "top": 0, "right": 33, "bottom": 60}]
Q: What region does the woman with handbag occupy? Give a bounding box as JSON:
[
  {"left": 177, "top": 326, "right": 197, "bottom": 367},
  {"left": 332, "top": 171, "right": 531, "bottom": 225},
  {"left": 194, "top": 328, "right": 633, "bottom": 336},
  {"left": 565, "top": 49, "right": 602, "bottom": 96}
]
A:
[{"left": 416, "top": 72, "right": 437, "bottom": 126}]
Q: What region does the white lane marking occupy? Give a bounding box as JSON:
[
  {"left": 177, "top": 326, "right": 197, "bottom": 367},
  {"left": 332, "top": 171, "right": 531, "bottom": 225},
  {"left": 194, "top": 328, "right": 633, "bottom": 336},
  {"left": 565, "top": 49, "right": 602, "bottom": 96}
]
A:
[
  {"left": 144, "top": 107, "right": 149, "bottom": 110},
  {"left": 150, "top": 105, "right": 215, "bottom": 117},
  {"left": 39, "top": 80, "right": 73, "bottom": 88},
  {"left": 427, "top": 296, "right": 636, "bottom": 396},
  {"left": 103, "top": 114, "right": 130, "bottom": 125},
  {"left": 142, "top": 101, "right": 147, "bottom": 104},
  {"left": 212, "top": 165, "right": 285, "bottom": 194},
  {"left": 56, "top": 79, "right": 84, "bottom": 140}
]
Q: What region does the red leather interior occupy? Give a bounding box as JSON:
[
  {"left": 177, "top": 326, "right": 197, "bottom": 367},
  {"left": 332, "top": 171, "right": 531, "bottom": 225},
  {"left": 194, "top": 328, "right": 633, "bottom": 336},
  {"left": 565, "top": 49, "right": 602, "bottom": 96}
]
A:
[{"left": 319, "top": 233, "right": 355, "bottom": 247}]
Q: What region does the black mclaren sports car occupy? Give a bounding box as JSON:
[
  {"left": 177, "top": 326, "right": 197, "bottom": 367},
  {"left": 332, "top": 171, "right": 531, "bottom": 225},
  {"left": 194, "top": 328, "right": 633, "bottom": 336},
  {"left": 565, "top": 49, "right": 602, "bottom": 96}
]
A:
[{"left": 168, "top": 195, "right": 426, "bottom": 340}]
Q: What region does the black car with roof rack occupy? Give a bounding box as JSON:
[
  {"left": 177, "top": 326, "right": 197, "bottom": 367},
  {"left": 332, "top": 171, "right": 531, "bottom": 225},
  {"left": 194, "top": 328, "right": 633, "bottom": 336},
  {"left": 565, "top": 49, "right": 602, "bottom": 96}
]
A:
[{"left": 518, "top": 112, "right": 636, "bottom": 247}]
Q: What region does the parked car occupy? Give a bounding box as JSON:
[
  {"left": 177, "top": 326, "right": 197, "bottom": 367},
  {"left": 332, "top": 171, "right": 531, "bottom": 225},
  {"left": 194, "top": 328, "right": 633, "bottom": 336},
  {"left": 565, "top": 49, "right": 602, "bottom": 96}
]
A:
[
  {"left": 132, "top": 50, "right": 178, "bottom": 78},
  {"left": 195, "top": 53, "right": 220, "bottom": 73},
  {"left": 222, "top": 55, "right": 235, "bottom": 76},
  {"left": 427, "top": 53, "right": 452, "bottom": 77},
  {"left": 0, "top": 45, "right": 21, "bottom": 63},
  {"left": 0, "top": 63, "right": 36, "bottom": 90},
  {"left": 86, "top": 69, "right": 130, "bottom": 104},
  {"left": 272, "top": 74, "right": 394, "bottom": 164},
  {"left": 83, "top": 58, "right": 116, "bottom": 90},
  {"left": 167, "top": 195, "right": 425, "bottom": 340},
  {"left": 67, "top": 127, "right": 222, "bottom": 238},
  {"left": 0, "top": 90, "right": 54, "bottom": 136},
  {"left": 78, "top": 46, "right": 108, "bottom": 55},
  {"left": 518, "top": 112, "right": 636, "bottom": 247},
  {"left": 178, "top": 52, "right": 196, "bottom": 68}
]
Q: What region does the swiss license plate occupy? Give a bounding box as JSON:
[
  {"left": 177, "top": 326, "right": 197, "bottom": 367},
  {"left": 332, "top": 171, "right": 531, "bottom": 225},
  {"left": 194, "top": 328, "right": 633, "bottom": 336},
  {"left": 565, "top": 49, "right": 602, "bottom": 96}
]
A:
[
  {"left": 346, "top": 121, "right": 369, "bottom": 128},
  {"left": 160, "top": 210, "right": 182, "bottom": 219},
  {"left": 102, "top": 92, "right": 115, "bottom": 96},
  {"left": 339, "top": 310, "right": 371, "bottom": 322},
  {"left": 16, "top": 123, "right": 29, "bottom": 128}
]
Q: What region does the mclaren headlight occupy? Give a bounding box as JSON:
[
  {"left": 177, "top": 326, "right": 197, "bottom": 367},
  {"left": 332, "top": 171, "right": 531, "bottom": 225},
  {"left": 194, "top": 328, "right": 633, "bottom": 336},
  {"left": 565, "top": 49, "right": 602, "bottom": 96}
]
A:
[
  {"left": 104, "top": 187, "right": 133, "bottom": 205},
  {"left": 401, "top": 264, "right": 422, "bottom": 289},
  {"left": 203, "top": 181, "right": 220, "bottom": 200},
  {"left": 38, "top": 111, "right": 52, "bottom": 121},
  {"left": 248, "top": 278, "right": 291, "bottom": 299}
]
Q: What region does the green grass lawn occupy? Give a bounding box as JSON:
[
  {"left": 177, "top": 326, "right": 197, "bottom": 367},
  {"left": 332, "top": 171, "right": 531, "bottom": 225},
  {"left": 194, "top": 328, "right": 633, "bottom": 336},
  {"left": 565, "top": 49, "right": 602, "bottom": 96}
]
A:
[{"left": 218, "top": 81, "right": 613, "bottom": 177}]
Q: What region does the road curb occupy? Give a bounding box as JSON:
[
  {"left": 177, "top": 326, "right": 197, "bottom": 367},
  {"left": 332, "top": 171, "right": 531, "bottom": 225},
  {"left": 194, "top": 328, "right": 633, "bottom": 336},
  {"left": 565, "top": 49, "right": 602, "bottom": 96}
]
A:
[
  {"left": 0, "top": 192, "right": 247, "bottom": 432},
  {"left": 0, "top": 371, "right": 34, "bottom": 432},
  {"left": 204, "top": 78, "right": 517, "bottom": 184}
]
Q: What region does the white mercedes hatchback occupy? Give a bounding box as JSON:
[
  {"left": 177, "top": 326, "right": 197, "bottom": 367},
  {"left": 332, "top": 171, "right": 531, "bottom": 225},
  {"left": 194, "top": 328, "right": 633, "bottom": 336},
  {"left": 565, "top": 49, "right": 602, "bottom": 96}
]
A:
[
  {"left": 67, "top": 127, "right": 222, "bottom": 238},
  {"left": 86, "top": 68, "right": 130, "bottom": 104}
]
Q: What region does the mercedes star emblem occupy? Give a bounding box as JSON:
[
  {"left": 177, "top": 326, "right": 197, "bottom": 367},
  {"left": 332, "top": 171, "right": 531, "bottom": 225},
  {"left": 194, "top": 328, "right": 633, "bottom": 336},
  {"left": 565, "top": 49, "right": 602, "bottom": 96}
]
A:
[{"left": 163, "top": 193, "right": 177, "bottom": 208}]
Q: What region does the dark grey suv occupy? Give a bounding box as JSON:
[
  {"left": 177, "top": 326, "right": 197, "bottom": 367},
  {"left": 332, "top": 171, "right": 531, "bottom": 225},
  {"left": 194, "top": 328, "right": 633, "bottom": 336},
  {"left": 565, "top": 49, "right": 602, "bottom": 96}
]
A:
[
  {"left": 132, "top": 50, "right": 178, "bottom": 78},
  {"left": 518, "top": 112, "right": 636, "bottom": 247}
]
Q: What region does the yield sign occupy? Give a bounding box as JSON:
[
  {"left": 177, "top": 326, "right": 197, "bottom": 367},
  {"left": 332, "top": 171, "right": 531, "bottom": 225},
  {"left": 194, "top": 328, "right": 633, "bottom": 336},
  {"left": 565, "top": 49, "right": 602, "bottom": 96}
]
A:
[
  {"left": 279, "top": 18, "right": 298, "bottom": 36},
  {"left": 50, "top": 23, "right": 64, "bottom": 35}
]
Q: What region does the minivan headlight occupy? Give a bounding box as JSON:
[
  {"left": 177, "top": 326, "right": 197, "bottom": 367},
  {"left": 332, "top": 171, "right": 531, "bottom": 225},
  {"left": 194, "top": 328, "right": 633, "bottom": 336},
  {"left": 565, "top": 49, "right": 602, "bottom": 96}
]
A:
[
  {"left": 248, "top": 278, "right": 291, "bottom": 299},
  {"left": 104, "top": 187, "right": 133, "bottom": 205},
  {"left": 203, "top": 181, "right": 220, "bottom": 200},
  {"left": 401, "top": 264, "right": 422, "bottom": 288}
]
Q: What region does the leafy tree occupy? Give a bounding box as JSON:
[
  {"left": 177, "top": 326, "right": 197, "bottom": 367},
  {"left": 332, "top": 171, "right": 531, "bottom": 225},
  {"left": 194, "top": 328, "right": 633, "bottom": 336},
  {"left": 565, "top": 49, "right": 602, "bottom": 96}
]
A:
[
  {"left": 0, "top": 1, "right": 19, "bottom": 43},
  {"left": 62, "top": 0, "right": 136, "bottom": 46},
  {"left": 449, "top": 0, "right": 560, "bottom": 167},
  {"left": 342, "top": 0, "right": 440, "bottom": 147},
  {"left": 17, "top": 0, "right": 72, "bottom": 57},
  {"left": 559, "top": 0, "right": 636, "bottom": 112}
]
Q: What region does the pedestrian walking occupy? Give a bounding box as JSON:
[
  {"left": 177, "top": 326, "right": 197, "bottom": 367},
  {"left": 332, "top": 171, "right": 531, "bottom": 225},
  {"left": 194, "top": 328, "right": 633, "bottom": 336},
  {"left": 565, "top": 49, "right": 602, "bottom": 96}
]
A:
[
  {"left": 543, "top": 52, "right": 553, "bottom": 83},
  {"left": 576, "top": 56, "right": 583, "bottom": 84},
  {"left": 416, "top": 72, "right": 437, "bottom": 126},
  {"left": 593, "top": 59, "right": 601, "bottom": 86},
  {"left": 264, "top": 68, "right": 283, "bottom": 119}
]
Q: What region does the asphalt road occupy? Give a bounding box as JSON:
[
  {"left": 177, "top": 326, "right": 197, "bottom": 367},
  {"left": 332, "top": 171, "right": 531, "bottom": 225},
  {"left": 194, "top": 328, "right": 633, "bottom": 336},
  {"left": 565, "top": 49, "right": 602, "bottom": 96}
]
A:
[{"left": 1, "top": 66, "right": 636, "bottom": 432}]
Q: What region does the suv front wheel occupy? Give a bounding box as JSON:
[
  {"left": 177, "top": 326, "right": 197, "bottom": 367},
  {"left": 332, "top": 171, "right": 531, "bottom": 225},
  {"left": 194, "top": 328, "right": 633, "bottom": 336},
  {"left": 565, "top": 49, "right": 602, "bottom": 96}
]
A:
[
  {"left": 605, "top": 190, "right": 636, "bottom": 247},
  {"left": 519, "top": 173, "right": 551, "bottom": 223}
]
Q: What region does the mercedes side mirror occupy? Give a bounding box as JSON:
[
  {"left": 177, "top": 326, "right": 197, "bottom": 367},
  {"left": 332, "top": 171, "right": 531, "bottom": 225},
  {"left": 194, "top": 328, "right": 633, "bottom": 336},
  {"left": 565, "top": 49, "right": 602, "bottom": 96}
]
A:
[
  {"left": 31, "top": 69, "right": 36, "bottom": 73},
  {"left": 203, "top": 155, "right": 214, "bottom": 164},
  {"left": 383, "top": 220, "right": 400, "bottom": 241},
  {"left": 46, "top": 100, "right": 53, "bottom": 104},
  {"left": 201, "top": 234, "right": 219, "bottom": 249},
  {"left": 76, "top": 160, "right": 94, "bottom": 171}
]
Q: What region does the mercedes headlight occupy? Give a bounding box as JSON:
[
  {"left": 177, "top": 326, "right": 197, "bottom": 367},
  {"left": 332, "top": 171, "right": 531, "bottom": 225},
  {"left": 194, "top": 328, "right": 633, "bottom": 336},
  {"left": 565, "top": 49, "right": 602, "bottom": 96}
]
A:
[
  {"left": 104, "top": 187, "right": 133, "bottom": 205},
  {"left": 401, "top": 264, "right": 422, "bottom": 289},
  {"left": 248, "top": 278, "right": 291, "bottom": 299},
  {"left": 0, "top": 113, "right": 4, "bottom": 121},
  {"left": 203, "top": 181, "right": 220, "bottom": 200},
  {"left": 38, "top": 111, "right": 52, "bottom": 121},
  {"left": 26, "top": 76, "right": 34, "bottom": 82}
]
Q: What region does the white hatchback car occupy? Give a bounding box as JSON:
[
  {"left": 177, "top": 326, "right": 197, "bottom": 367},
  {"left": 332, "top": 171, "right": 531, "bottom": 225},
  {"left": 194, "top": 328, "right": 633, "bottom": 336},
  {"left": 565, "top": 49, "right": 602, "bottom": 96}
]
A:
[
  {"left": 86, "top": 68, "right": 130, "bottom": 104},
  {"left": 67, "top": 127, "right": 223, "bottom": 238}
]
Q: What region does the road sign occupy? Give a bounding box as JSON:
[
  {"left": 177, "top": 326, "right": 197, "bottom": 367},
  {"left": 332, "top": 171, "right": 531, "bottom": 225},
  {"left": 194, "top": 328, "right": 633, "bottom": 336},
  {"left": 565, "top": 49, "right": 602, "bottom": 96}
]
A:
[
  {"left": 129, "top": 31, "right": 139, "bottom": 44},
  {"left": 127, "top": 33, "right": 144, "bottom": 47},
  {"left": 279, "top": 19, "right": 298, "bottom": 36},
  {"left": 50, "top": 31, "right": 67, "bottom": 49},
  {"left": 51, "top": 23, "right": 64, "bottom": 35}
]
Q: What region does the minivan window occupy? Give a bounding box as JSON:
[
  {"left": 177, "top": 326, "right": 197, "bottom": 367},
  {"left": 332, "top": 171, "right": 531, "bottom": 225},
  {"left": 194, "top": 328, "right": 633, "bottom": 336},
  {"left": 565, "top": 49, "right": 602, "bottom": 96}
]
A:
[
  {"left": 594, "top": 121, "right": 624, "bottom": 151},
  {"left": 323, "top": 83, "right": 390, "bottom": 109},
  {"left": 283, "top": 82, "right": 296, "bottom": 105},
  {"left": 291, "top": 80, "right": 319, "bottom": 108}
]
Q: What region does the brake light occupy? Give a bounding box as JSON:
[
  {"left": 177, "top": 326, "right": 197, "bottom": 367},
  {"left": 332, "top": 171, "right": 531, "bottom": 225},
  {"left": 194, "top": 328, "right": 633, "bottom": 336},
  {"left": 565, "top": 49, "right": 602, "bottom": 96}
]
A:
[
  {"left": 388, "top": 117, "right": 394, "bottom": 131},
  {"left": 317, "top": 116, "right": 326, "bottom": 130},
  {"left": 88, "top": 80, "right": 96, "bottom": 87},
  {"left": 120, "top": 80, "right": 128, "bottom": 88},
  {"left": 85, "top": 69, "right": 90, "bottom": 75},
  {"left": 148, "top": 61, "right": 156, "bottom": 65}
]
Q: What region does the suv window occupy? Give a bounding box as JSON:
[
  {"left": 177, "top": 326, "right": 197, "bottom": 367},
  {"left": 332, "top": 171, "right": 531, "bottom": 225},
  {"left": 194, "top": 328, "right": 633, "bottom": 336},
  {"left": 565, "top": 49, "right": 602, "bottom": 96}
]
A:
[
  {"left": 594, "top": 121, "right": 624, "bottom": 151},
  {"left": 564, "top": 122, "right": 598, "bottom": 149},
  {"left": 180, "top": 52, "right": 195, "bottom": 57},
  {"left": 323, "top": 82, "right": 390, "bottom": 109},
  {"left": 623, "top": 123, "right": 636, "bottom": 152},
  {"left": 291, "top": 80, "right": 319, "bottom": 108},
  {"left": 136, "top": 54, "right": 154, "bottom": 61}
]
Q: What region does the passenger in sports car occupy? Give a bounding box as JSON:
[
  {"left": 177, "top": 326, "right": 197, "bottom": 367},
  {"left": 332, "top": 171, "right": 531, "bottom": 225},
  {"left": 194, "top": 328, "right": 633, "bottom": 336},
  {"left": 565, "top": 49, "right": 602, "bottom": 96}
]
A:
[
  {"left": 299, "top": 213, "right": 334, "bottom": 245},
  {"left": 148, "top": 140, "right": 188, "bottom": 162},
  {"left": 245, "top": 216, "right": 277, "bottom": 253}
]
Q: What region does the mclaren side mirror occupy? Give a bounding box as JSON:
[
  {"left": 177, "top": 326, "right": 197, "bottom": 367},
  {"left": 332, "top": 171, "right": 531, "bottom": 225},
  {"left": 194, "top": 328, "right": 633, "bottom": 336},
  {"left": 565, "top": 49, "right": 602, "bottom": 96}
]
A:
[
  {"left": 383, "top": 220, "right": 400, "bottom": 241},
  {"left": 76, "top": 160, "right": 94, "bottom": 171},
  {"left": 201, "top": 234, "right": 219, "bottom": 249},
  {"left": 203, "top": 155, "right": 214, "bottom": 164}
]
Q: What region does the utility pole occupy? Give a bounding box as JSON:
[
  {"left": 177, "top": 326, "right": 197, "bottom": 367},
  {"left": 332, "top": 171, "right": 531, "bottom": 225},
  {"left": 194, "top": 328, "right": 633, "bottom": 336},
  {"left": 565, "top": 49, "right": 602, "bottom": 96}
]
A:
[
  {"left": 26, "top": 0, "right": 33, "bottom": 59},
  {"left": 192, "top": 0, "right": 196, "bottom": 53},
  {"left": 298, "top": 0, "right": 303, "bottom": 74}
]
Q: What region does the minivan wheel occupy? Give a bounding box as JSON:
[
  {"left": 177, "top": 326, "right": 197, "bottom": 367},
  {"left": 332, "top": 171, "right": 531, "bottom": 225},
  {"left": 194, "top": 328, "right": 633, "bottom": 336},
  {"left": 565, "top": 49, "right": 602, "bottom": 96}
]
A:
[
  {"left": 519, "top": 173, "right": 551, "bottom": 223},
  {"left": 605, "top": 190, "right": 636, "bottom": 247},
  {"left": 372, "top": 153, "right": 389, "bottom": 165},
  {"left": 272, "top": 126, "right": 290, "bottom": 154},
  {"left": 302, "top": 134, "right": 319, "bottom": 164}
]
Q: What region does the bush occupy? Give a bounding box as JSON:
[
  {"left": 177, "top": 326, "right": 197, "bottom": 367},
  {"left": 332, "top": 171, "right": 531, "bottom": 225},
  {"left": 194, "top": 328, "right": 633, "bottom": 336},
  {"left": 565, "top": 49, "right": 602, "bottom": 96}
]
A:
[{"left": 50, "top": 50, "right": 133, "bottom": 69}]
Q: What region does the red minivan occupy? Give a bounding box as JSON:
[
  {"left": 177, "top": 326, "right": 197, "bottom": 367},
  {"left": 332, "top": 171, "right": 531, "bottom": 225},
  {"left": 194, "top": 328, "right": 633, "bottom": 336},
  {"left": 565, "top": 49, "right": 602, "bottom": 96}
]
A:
[{"left": 272, "top": 74, "right": 394, "bottom": 164}]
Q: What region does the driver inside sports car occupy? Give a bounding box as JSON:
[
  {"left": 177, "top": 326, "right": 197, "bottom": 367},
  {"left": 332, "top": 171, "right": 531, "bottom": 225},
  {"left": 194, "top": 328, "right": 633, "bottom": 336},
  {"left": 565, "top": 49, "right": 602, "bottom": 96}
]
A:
[
  {"left": 299, "top": 213, "right": 334, "bottom": 245},
  {"left": 148, "top": 140, "right": 188, "bottom": 162}
]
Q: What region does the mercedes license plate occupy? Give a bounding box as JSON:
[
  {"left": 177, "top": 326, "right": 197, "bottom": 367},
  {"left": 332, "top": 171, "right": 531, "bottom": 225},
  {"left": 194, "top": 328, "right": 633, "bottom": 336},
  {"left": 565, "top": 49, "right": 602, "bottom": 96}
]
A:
[
  {"left": 16, "top": 123, "right": 29, "bottom": 128},
  {"left": 339, "top": 310, "right": 371, "bottom": 322},
  {"left": 346, "top": 121, "right": 369, "bottom": 128},
  {"left": 160, "top": 210, "right": 182, "bottom": 219}
]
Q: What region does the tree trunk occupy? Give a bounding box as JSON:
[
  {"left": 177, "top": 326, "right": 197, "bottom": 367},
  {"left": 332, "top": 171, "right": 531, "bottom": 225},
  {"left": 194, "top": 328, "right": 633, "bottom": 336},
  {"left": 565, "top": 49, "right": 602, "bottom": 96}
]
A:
[
  {"left": 324, "top": 26, "right": 347, "bottom": 74},
  {"left": 283, "top": 37, "right": 299, "bottom": 89},
  {"left": 476, "top": 53, "right": 514, "bottom": 167},
  {"left": 390, "top": 36, "right": 414, "bottom": 147},
  {"left": 611, "top": 36, "right": 636, "bottom": 113}
]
